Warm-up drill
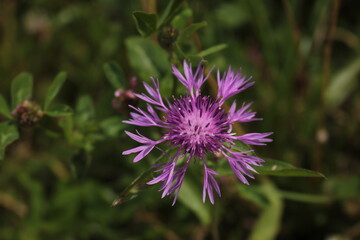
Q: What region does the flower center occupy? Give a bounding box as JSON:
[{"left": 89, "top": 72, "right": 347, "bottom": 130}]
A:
[{"left": 164, "top": 96, "right": 230, "bottom": 157}]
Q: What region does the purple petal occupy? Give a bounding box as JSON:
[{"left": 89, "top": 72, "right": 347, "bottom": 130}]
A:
[
  {"left": 236, "top": 132, "right": 273, "bottom": 145},
  {"left": 122, "top": 145, "right": 154, "bottom": 163},
  {"left": 124, "top": 130, "right": 153, "bottom": 144},
  {"left": 122, "top": 145, "right": 147, "bottom": 155},
  {"left": 170, "top": 163, "right": 189, "bottom": 205},
  {"left": 134, "top": 77, "right": 167, "bottom": 110},
  {"left": 172, "top": 65, "right": 189, "bottom": 89},
  {"left": 202, "top": 166, "right": 221, "bottom": 204},
  {"left": 217, "top": 68, "right": 254, "bottom": 104},
  {"left": 230, "top": 161, "right": 250, "bottom": 184},
  {"left": 228, "top": 101, "right": 261, "bottom": 123},
  {"left": 124, "top": 105, "right": 165, "bottom": 127},
  {"left": 123, "top": 131, "right": 164, "bottom": 162},
  {"left": 172, "top": 60, "right": 210, "bottom": 97},
  {"left": 146, "top": 154, "right": 191, "bottom": 205},
  {"left": 209, "top": 174, "right": 221, "bottom": 197},
  {"left": 147, "top": 162, "right": 175, "bottom": 185},
  {"left": 221, "top": 148, "right": 268, "bottom": 185},
  {"left": 133, "top": 145, "right": 155, "bottom": 162}
]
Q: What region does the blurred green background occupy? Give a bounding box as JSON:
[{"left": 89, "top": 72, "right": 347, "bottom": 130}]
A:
[{"left": 0, "top": 0, "right": 359, "bottom": 239}]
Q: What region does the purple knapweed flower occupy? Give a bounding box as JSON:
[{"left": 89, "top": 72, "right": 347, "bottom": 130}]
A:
[{"left": 123, "top": 61, "right": 272, "bottom": 205}]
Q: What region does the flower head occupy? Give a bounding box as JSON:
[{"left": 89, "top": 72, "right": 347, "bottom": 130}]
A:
[
  {"left": 12, "top": 100, "right": 44, "bottom": 126},
  {"left": 123, "top": 61, "right": 272, "bottom": 205}
]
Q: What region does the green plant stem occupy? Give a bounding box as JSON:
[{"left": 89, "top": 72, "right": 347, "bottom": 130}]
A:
[
  {"left": 112, "top": 151, "right": 169, "bottom": 206},
  {"left": 141, "top": 0, "right": 156, "bottom": 13},
  {"left": 211, "top": 202, "right": 220, "bottom": 240}
]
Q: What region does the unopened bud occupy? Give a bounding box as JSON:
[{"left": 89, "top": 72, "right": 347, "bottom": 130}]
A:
[
  {"left": 129, "top": 77, "right": 138, "bottom": 91},
  {"left": 112, "top": 89, "right": 138, "bottom": 114},
  {"left": 12, "top": 100, "right": 44, "bottom": 126},
  {"left": 158, "top": 27, "right": 178, "bottom": 50}
]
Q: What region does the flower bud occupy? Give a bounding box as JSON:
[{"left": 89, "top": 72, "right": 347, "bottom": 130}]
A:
[
  {"left": 112, "top": 89, "right": 138, "bottom": 114},
  {"left": 112, "top": 77, "right": 138, "bottom": 114},
  {"left": 12, "top": 100, "right": 44, "bottom": 126},
  {"left": 158, "top": 27, "right": 178, "bottom": 50}
]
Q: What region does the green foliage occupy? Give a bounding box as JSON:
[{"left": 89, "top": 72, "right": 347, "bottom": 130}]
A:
[
  {"left": 0, "top": 71, "right": 72, "bottom": 159},
  {"left": 218, "top": 158, "right": 325, "bottom": 178},
  {"left": 45, "top": 104, "right": 73, "bottom": 117},
  {"left": 198, "top": 43, "right": 228, "bottom": 57},
  {"left": 0, "top": 94, "right": 12, "bottom": 119},
  {"left": 249, "top": 180, "right": 283, "bottom": 240},
  {"left": 178, "top": 179, "right": 211, "bottom": 226},
  {"left": 11, "top": 72, "right": 33, "bottom": 109},
  {"left": 254, "top": 159, "right": 325, "bottom": 178},
  {"left": 44, "top": 72, "right": 67, "bottom": 110},
  {"left": 59, "top": 95, "right": 100, "bottom": 152},
  {"left": 157, "top": 0, "right": 184, "bottom": 28},
  {"left": 125, "top": 37, "right": 171, "bottom": 81},
  {"left": 133, "top": 11, "right": 158, "bottom": 37},
  {"left": 0, "top": 122, "right": 19, "bottom": 160},
  {"left": 100, "top": 117, "right": 126, "bottom": 138},
  {"left": 177, "top": 21, "right": 208, "bottom": 43},
  {"left": 326, "top": 58, "right": 360, "bottom": 109},
  {"left": 103, "top": 61, "right": 126, "bottom": 89}
]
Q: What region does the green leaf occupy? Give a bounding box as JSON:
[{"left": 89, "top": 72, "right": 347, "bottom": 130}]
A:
[
  {"left": 157, "top": 0, "right": 184, "bottom": 28},
  {"left": 100, "top": 117, "right": 126, "bottom": 138},
  {"left": 0, "top": 122, "right": 19, "bottom": 160},
  {"left": 238, "top": 184, "right": 268, "bottom": 208},
  {"left": 75, "top": 95, "right": 95, "bottom": 125},
  {"left": 0, "top": 94, "right": 12, "bottom": 119},
  {"left": 326, "top": 58, "right": 360, "bottom": 110},
  {"left": 249, "top": 180, "right": 283, "bottom": 240},
  {"left": 254, "top": 159, "right": 326, "bottom": 178},
  {"left": 44, "top": 72, "right": 67, "bottom": 110},
  {"left": 178, "top": 21, "right": 207, "bottom": 43},
  {"left": 45, "top": 104, "right": 73, "bottom": 117},
  {"left": 132, "top": 11, "right": 158, "bottom": 37},
  {"left": 11, "top": 72, "right": 33, "bottom": 109},
  {"left": 185, "top": 55, "right": 205, "bottom": 65},
  {"left": 171, "top": 5, "right": 193, "bottom": 29},
  {"left": 218, "top": 158, "right": 325, "bottom": 178},
  {"left": 103, "top": 61, "right": 126, "bottom": 89},
  {"left": 58, "top": 116, "right": 73, "bottom": 140},
  {"left": 198, "top": 43, "right": 228, "bottom": 57},
  {"left": 125, "top": 37, "right": 170, "bottom": 81},
  {"left": 178, "top": 179, "right": 211, "bottom": 226}
]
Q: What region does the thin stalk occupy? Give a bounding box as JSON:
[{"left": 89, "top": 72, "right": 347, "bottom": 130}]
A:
[
  {"left": 314, "top": 0, "right": 340, "bottom": 171},
  {"left": 322, "top": 0, "right": 340, "bottom": 92},
  {"left": 112, "top": 151, "right": 168, "bottom": 206},
  {"left": 282, "top": 0, "right": 301, "bottom": 50}
]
